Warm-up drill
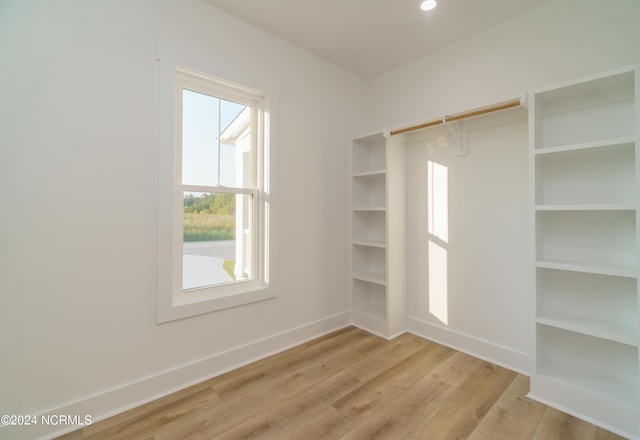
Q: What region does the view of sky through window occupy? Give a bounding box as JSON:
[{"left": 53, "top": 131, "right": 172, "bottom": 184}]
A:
[{"left": 181, "top": 89, "right": 246, "bottom": 187}]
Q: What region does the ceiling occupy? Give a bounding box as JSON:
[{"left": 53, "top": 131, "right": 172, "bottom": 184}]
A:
[{"left": 203, "top": 0, "right": 551, "bottom": 78}]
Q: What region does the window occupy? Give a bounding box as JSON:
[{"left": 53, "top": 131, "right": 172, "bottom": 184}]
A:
[{"left": 157, "top": 67, "right": 271, "bottom": 323}]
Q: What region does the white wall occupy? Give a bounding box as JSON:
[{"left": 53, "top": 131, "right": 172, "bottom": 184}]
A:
[
  {"left": 0, "top": 1, "right": 366, "bottom": 438},
  {"left": 368, "top": 0, "right": 640, "bottom": 370},
  {"left": 369, "top": 0, "right": 640, "bottom": 131}
]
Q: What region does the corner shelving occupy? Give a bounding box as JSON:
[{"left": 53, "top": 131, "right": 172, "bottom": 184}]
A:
[
  {"left": 350, "top": 132, "right": 406, "bottom": 338},
  {"left": 529, "top": 65, "right": 640, "bottom": 438}
]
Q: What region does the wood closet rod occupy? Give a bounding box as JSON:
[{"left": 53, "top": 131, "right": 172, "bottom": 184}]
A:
[{"left": 388, "top": 98, "right": 522, "bottom": 136}]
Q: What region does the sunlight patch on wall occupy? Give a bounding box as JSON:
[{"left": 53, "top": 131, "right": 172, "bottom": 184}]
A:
[
  {"left": 427, "top": 160, "right": 449, "bottom": 325},
  {"left": 428, "top": 240, "right": 448, "bottom": 325},
  {"left": 428, "top": 160, "right": 448, "bottom": 243}
]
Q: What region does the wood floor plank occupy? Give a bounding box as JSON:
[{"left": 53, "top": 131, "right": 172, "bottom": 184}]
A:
[
  {"left": 83, "top": 387, "right": 223, "bottom": 440},
  {"left": 504, "top": 373, "right": 531, "bottom": 397},
  {"left": 332, "top": 384, "right": 407, "bottom": 435},
  {"left": 350, "top": 331, "right": 389, "bottom": 354},
  {"left": 54, "top": 327, "right": 629, "bottom": 440},
  {"left": 272, "top": 404, "right": 349, "bottom": 440},
  {"left": 367, "top": 341, "right": 456, "bottom": 389},
  {"left": 339, "top": 375, "right": 454, "bottom": 440},
  {"left": 467, "top": 430, "right": 493, "bottom": 440},
  {"left": 427, "top": 351, "right": 487, "bottom": 387},
  {"left": 334, "top": 346, "right": 478, "bottom": 440},
  {"left": 199, "top": 343, "right": 308, "bottom": 390},
  {"left": 212, "top": 327, "right": 372, "bottom": 401},
  {"left": 332, "top": 341, "right": 455, "bottom": 433},
  {"left": 212, "top": 371, "right": 361, "bottom": 440},
  {"left": 80, "top": 372, "right": 227, "bottom": 437},
  {"left": 474, "top": 385, "right": 546, "bottom": 440},
  {"left": 335, "top": 340, "right": 454, "bottom": 412},
  {"left": 153, "top": 361, "right": 345, "bottom": 440},
  {"left": 344, "top": 333, "right": 430, "bottom": 382},
  {"left": 403, "top": 361, "right": 517, "bottom": 440},
  {"left": 532, "top": 407, "right": 597, "bottom": 440}
]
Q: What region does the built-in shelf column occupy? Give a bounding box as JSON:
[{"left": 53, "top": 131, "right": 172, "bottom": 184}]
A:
[
  {"left": 350, "top": 132, "right": 406, "bottom": 338},
  {"left": 529, "top": 65, "right": 640, "bottom": 439}
]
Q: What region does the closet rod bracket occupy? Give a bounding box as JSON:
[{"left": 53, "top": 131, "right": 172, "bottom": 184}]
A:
[{"left": 443, "top": 119, "right": 467, "bottom": 156}]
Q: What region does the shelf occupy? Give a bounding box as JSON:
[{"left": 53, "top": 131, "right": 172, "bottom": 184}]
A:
[
  {"left": 537, "top": 100, "right": 635, "bottom": 149},
  {"left": 353, "top": 241, "right": 386, "bottom": 248},
  {"left": 537, "top": 325, "right": 640, "bottom": 406},
  {"left": 533, "top": 70, "right": 635, "bottom": 149},
  {"left": 352, "top": 278, "right": 386, "bottom": 323},
  {"left": 536, "top": 210, "right": 637, "bottom": 269},
  {"left": 353, "top": 133, "right": 386, "bottom": 174},
  {"left": 353, "top": 172, "right": 386, "bottom": 208},
  {"left": 534, "top": 140, "right": 636, "bottom": 206},
  {"left": 534, "top": 136, "right": 636, "bottom": 155},
  {"left": 352, "top": 210, "right": 386, "bottom": 244},
  {"left": 353, "top": 206, "right": 386, "bottom": 212},
  {"left": 537, "top": 359, "right": 640, "bottom": 407},
  {"left": 353, "top": 245, "right": 385, "bottom": 282},
  {"left": 537, "top": 309, "right": 638, "bottom": 346},
  {"left": 536, "top": 204, "right": 636, "bottom": 211},
  {"left": 352, "top": 273, "right": 386, "bottom": 285},
  {"left": 534, "top": 69, "right": 634, "bottom": 109},
  {"left": 353, "top": 169, "right": 386, "bottom": 178},
  {"left": 536, "top": 259, "right": 637, "bottom": 278},
  {"left": 536, "top": 268, "right": 638, "bottom": 345}
]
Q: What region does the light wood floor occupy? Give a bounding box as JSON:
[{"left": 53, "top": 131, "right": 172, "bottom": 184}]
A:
[{"left": 56, "top": 327, "right": 628, "bottom": 440}]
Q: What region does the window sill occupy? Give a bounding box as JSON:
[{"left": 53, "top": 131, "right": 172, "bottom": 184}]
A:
[{"left": 157, "top": 281, "right": 273, "bottom": 323}]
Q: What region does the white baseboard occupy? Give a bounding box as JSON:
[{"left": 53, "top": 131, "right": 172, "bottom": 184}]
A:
[
  {"left": 406, "top": 316, "right": 530, "bottom": 375},
  {"left": 4, "top": 311, "right": 351, "bottom": 440}
]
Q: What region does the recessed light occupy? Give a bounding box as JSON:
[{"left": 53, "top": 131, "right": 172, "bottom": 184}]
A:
[{"left": 420, "top": 0, "right": 438, "bottom": 11}]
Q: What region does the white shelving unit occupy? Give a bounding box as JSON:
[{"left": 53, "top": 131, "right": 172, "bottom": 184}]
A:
[
  {"left": 528, "top": 66, "right": 640, "bottom": 438},
  {"left": 350, "top": 132, "right": 406, "bottom": 338}
]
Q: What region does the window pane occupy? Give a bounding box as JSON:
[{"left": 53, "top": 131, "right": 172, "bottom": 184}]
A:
[
  {"left": 182, "top": 192, "right": 253, "bottom": 291},
  {"left": 181, "top": 89, "right": 251, "bottom": 188}
]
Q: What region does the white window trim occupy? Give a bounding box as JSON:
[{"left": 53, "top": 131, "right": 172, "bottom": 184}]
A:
[{"left": 157, "top": 66, "right": 272, "bottom": 323}]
